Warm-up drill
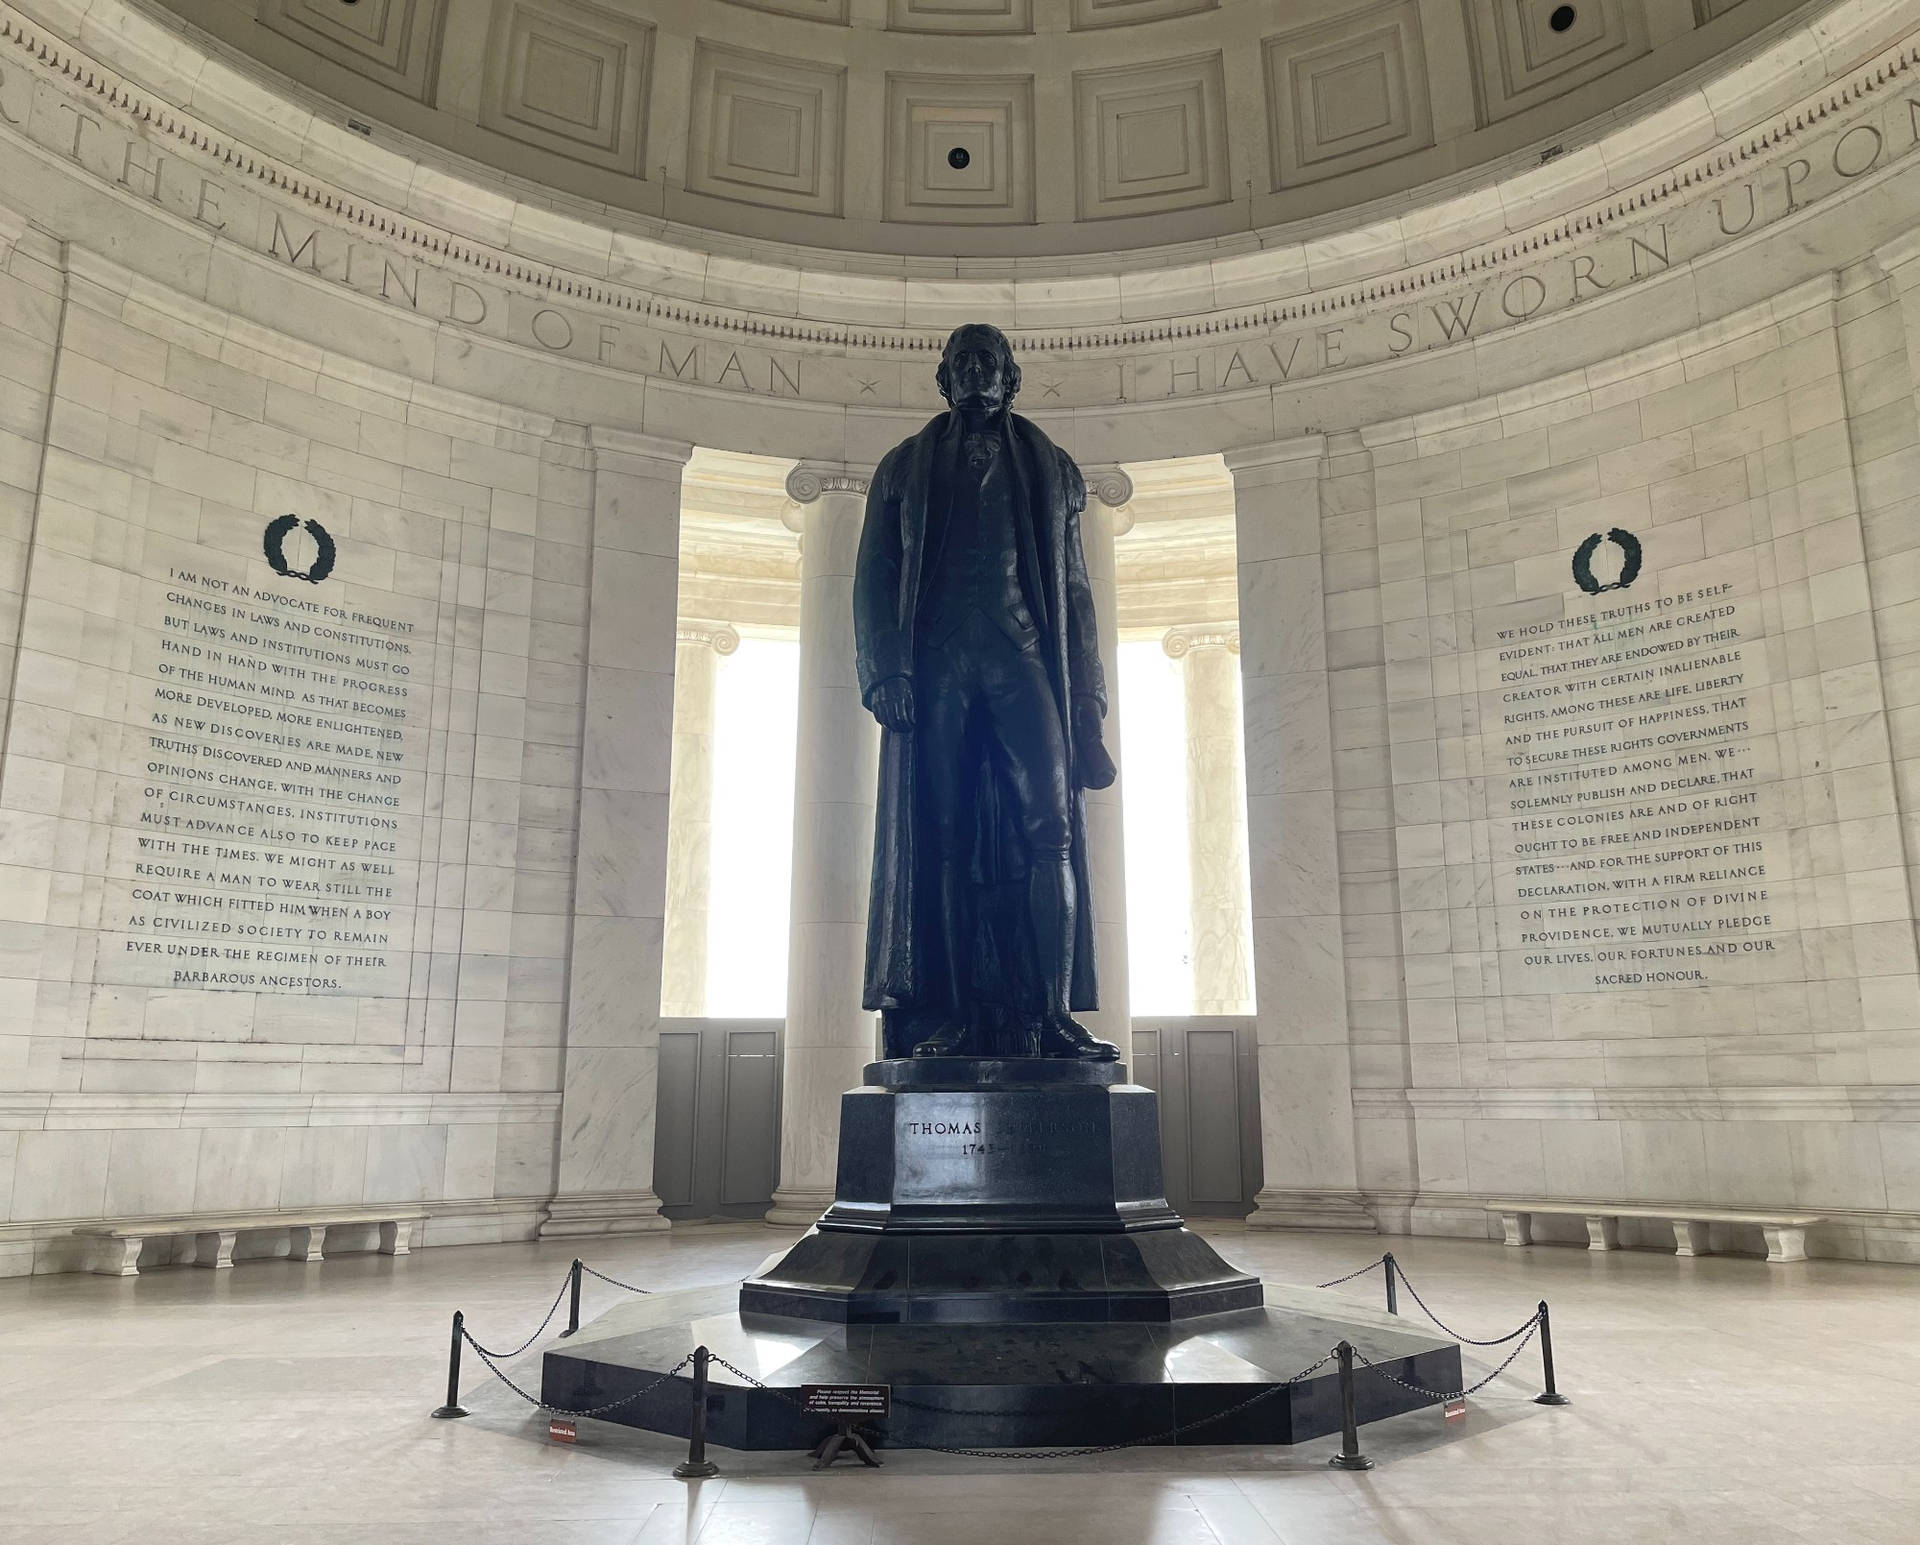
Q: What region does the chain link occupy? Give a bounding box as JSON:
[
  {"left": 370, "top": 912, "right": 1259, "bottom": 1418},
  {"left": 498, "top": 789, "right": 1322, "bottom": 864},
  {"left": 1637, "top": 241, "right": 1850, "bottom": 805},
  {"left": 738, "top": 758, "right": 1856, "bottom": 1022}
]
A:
[
  {"left": 463, "top": 1330, "right": 695, "bottom": 1419},
  {"left": 1387, "top": 1263, "right": 1541, "bottom": 1347},
  {"left": 464, "top": 1257, "right": 652, "bottom": 1363},
  {"left": 462, "top": 1267, "right": 578, "bottom": 1360},
  {"left": 1315, "top": 1255, "right": 1389, "bottom": 1290},
  {"left": 445, "top": 1256, "right": 1555, "bottom": 1453},
  {"left": 579, "top": 1262, "right": 653, "bottom": 1295},
  {"left": 1350, "top": 1314, "right": 1543, "bottom": 1402}
]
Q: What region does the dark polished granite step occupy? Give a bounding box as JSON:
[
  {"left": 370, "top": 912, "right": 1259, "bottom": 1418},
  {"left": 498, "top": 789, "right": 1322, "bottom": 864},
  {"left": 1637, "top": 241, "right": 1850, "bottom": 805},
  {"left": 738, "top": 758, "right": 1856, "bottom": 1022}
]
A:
[{"left": 540, "top": 1281, "right": 1463, "bottom": 1451}]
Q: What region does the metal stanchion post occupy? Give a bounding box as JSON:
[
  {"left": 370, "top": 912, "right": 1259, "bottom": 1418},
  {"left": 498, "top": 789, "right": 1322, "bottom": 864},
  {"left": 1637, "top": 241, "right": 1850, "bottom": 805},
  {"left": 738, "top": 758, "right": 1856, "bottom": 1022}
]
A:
[
  {"left": 1328, "top": 1341, "right": 1374, "bottom": 1471},
  {"left": 561, "top": 1259, "right": 583, "bottom": 1338},
  {"left": 1383, "top": 1253, "right": 1399, "bottom": 1316},
  {"left": 1534, "top": 1300, "right": 1570, "bottom": 1406},
  {"left": 431, "top": 1310, "right": 471, "bottom": 1419},
  {"left": 674, "top": 1345, "right": 720, "bottom": 1479}
]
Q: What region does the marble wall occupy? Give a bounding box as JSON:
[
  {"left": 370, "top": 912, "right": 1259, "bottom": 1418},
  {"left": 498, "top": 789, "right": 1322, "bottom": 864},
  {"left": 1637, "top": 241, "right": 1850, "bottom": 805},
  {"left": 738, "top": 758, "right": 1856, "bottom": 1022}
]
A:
[
  {"left": 0, "top": 242, "right": 599, "bottom": 1272},
  {"left": 1304, "top": 272, "right": 1920, "bottom": 1261},
  {"left": 1, "top": 0, "right": 1919, "bottom": 1268}
]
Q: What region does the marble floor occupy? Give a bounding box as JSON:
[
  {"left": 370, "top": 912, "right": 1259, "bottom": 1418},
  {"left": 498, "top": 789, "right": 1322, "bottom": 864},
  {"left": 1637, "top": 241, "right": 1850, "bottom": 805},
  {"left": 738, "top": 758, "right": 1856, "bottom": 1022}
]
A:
[{"left": 1, "top": 1221, "right": 1914, "bottom": 1544}]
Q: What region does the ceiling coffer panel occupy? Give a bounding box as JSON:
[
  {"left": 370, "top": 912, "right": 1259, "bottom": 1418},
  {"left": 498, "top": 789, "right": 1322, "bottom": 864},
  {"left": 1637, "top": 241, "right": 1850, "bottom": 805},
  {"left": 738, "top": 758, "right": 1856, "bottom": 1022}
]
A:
[
  {"left": 1070, "top": 0, "right": 1216, "bottom": 31},
  {"left": 686, "top": 41, "right": 847, "bottom": 216},
  {"left": 717, "top": 0, "right": 851, "bottom": 24},
  {"left": 889, "top": 0, "right": 1033, "bottom": 36},
  {"left": 1074, "top": 51, "right": 1231, "bottom": 221},
  {"left": 885, "top": 73, "right": 1036, "bottom": 224},
  {"left": 1463, "top": 0, "right": 1652, "bottom": 125},
  {"left": 1264, "top": 1, "right": 1434, "bottom": 189},
  {"left": 255, "top": 0, "right": 445, "bottom": 103},
  {"left": 478, "top": 0, "right": 654, "bottom": 174}
]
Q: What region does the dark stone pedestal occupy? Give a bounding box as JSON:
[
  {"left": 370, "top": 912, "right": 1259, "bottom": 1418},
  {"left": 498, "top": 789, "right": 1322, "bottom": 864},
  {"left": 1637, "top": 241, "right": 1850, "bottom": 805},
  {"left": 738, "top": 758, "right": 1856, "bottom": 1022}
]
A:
[
  {"left": 539, "top": 1057, "right": 1462, "bottom": 1450},
  {"left": 738, "top": 1058, "right": 1263, "bottom": 1324},
  {"left": 540, "top": 1283, "right": 1463, "bottom": 1450}
]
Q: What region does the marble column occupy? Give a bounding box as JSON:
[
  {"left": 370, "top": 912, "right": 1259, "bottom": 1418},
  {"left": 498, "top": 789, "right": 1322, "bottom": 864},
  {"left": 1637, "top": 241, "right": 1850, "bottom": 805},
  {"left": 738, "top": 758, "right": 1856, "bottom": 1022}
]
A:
[
  {"left": 1080, "top": 469, "right": 1134, "bottom": 1066},
  {"left": 1163, "top": 625, "right": 1254, "bottom": 1016},
  {"left": 660, "top": 621, "right": 740, "bottom": 1018},
  {"left": 767, "top": 464, "right": 881, "bottom": 1228},
  {"left": 543, "top": 428, "right": 691, "bottom": 1239},
  {"left": 1223, "top": 439, "right": 1373, "bottom": 1233}
]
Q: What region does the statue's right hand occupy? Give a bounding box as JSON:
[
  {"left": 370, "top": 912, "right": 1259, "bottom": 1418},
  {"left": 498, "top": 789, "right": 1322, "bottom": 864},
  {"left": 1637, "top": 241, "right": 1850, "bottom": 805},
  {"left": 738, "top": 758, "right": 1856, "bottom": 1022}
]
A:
[{"left": 869, "top": 677, "right": 916, "bottom": 733}]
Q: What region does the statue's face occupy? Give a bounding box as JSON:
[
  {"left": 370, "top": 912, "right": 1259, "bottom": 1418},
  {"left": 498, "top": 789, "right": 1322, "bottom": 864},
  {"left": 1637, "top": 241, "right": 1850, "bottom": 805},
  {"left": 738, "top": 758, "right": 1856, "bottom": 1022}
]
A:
[{"left": 942, "top": 329, "right": 1012, "bottom": 416}]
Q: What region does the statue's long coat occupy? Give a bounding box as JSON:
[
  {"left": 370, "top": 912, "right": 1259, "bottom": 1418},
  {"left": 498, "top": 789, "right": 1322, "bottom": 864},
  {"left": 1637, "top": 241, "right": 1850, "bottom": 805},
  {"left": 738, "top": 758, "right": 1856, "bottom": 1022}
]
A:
[{"left": 853, "top": 409, "right": 1107, "bottom": 1033}]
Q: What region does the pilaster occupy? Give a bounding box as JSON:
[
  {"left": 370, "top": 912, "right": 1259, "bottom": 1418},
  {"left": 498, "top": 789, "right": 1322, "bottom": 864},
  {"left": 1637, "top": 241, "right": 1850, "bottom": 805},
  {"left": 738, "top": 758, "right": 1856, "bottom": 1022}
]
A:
[
  {"left": 1224, "top": 437, "right": 1374, "bottom": 1232},
  {"left": 542, "top": 427, "right": 692, "bottom": 1238}
]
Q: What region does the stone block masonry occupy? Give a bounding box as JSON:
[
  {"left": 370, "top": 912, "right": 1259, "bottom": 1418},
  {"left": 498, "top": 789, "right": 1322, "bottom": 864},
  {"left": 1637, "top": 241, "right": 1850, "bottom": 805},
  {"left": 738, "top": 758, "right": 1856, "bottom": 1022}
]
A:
[{"left": 0, "top": 245, "right": 593, "bottom": 1273}]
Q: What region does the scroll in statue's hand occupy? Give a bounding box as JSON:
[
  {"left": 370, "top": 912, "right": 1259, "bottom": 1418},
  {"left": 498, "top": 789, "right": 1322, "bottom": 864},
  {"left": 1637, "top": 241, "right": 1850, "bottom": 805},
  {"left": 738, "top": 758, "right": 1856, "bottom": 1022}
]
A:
[
  {"left": 869, "top": 676, "right": 916, "bottom": 733},
  {"left": 1073, "top": 697, "right": 1117, "bottom": 790}
]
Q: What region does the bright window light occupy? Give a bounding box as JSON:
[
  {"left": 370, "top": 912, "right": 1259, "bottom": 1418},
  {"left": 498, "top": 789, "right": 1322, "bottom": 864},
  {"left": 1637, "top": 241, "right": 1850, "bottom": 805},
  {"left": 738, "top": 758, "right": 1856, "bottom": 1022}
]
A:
[
  {"left": 1119, "top": 638, "right": 1192, "bottom": 1015},
  {"left": 705, "top": 635, "right": 800, "bottom": 1016}
]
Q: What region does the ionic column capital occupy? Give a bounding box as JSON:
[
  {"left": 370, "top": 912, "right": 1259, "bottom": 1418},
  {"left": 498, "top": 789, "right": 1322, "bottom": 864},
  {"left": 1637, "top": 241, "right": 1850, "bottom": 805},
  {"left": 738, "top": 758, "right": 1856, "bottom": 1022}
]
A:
[
  {"left": 1163, "top": 624, "right": 1240, "bottom": 660},
  {"left": 1081, "top": 466, "right": 1136, "bottom": 535},
  {"left": 677, "top": 620, "right": 740, "bottom": 656},
  {"left": 785, "top": 462, "right": 872, "bottom": 507},
  {"left": 1083, "top": 464, "right": 1133, "bottom": 509}
]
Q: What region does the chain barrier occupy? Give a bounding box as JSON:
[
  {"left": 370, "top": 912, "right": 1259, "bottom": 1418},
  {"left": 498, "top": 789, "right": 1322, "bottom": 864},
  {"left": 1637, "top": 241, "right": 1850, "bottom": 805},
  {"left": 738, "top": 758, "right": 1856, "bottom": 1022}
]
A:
[
  {"left": 464, "top": 1327, "right": 695, "bottom": 1419},
  {"left": 461, "top": 1268, "right": 579, "bottom": 1361},
  {"left": 435, "top": 1251, "right": 1565, "bottom": 1463},
  {"left": 579, "top": 1262, "right": 653, "bottom": 1295},
  {"left": 1314, "top": 1255, "right": 1389, "bottom": 1290},
  {"left": 460, "top": 1257, "right": 654, "bottom": 1361},
  {"left": 1384, "top": 1262, "right": 1541, "bottom": 1347},
  {"left": 1351, "top": 1312, "right": 1543, "bottom": 1403}
]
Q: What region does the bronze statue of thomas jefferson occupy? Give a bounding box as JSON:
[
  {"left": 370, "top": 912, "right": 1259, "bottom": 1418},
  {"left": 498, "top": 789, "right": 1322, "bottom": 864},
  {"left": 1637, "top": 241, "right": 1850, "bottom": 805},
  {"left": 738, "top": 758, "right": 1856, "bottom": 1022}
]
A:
[{"left": 855, "top": 323, "right": 1120, "bottom": 1062}]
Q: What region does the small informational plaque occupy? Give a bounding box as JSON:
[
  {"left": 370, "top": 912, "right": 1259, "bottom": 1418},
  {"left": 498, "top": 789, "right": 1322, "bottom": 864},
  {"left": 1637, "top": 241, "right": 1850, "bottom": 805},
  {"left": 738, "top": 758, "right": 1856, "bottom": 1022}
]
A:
[
  {"left": 548, "top": 1418, "right": 578, "bottom": 1444},
  {"left": 800, "top": 1384, "right": 891, "bottom": 1418},
  {"left": 1444, "top": 1400, "right": 1467, "bottom": 1423}
]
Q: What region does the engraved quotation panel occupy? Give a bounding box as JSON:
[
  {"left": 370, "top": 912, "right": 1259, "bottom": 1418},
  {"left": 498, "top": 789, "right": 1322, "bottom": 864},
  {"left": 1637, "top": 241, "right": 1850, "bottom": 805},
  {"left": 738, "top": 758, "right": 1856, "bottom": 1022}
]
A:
[
  {"left": 98, "top": 531, "right": 435, "bottom": 1000},
  {"left": 1481, "top": 550, "right": 1788, "bottom": 996}
]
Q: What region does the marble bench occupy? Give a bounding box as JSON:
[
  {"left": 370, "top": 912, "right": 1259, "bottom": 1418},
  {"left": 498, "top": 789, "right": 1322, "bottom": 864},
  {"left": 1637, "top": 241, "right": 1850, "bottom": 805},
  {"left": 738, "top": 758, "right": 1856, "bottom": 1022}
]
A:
[
  {"left": 76, "top": 1207, "right": 429, "bottom": 1276},
  {"left": 1484, "top": 1201, "right": 1825, "bottom": 1264}
]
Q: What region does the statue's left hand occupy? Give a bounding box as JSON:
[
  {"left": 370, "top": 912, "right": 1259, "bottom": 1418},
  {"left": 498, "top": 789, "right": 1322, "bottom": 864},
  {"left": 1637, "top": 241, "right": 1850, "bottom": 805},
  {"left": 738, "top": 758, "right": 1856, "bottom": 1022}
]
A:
[{"left": 1073, "top": 697, "right": 1117, "bottom": 790}]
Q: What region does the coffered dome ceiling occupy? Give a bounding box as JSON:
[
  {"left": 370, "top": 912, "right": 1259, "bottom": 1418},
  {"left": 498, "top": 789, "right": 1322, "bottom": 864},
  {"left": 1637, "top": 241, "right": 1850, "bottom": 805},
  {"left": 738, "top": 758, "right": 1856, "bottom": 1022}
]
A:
[{"left": 147, "top": 0, "right": 1809, "bottom": 256}]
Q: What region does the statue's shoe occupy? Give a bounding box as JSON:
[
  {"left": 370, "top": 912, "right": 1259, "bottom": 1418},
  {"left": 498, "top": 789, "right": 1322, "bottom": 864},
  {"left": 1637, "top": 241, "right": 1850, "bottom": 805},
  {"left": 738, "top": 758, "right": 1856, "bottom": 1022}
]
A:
[
  {"left": 911, "top": 1027, "right": 970, "bottom": 1058},
  {"left": 1041, "top": 1018, "right": 1120, "bottom": 1061}
]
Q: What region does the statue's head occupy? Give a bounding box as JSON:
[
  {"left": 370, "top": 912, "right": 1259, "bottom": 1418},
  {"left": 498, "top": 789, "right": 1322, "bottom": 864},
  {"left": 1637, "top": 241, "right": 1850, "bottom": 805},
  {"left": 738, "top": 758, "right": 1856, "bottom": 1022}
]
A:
[{"left": 936, "top": 323, "right": 1020, "bottom": 418}]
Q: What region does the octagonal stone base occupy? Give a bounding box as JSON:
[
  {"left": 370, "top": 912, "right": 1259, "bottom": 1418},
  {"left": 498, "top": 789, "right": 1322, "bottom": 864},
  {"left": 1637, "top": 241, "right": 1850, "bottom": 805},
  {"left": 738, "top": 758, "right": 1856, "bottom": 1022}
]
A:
[
  {"left": 740, "top": 1058, "right": 1262, "bottom": 1324},
  {"left": 541, "top": 1282, "right": 1462, "bottom": 1450}
]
